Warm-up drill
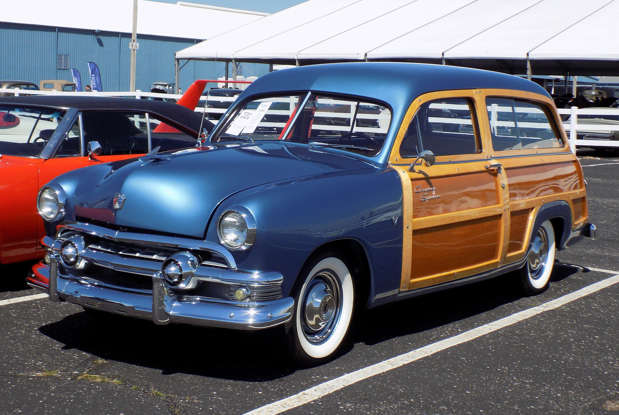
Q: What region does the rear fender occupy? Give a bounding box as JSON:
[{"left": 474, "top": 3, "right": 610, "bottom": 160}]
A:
[{"left": 532, "top": 201, "right": 572, "bottom": 250}]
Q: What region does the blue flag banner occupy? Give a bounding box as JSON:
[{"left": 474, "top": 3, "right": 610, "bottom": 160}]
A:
[
  {"left": 70, "top": 68, "right": 83, "bottom": 91},
  {"left": 88, "top": 62, "right": 103, "bottom": 91}
]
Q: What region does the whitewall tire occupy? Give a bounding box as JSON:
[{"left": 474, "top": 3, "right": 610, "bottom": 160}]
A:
[
  {"left": 520, "top": 220, "right": 556, "bottom": 295},
  {"left": 290, "top": 255, "right": 355, "bottom": 364}
]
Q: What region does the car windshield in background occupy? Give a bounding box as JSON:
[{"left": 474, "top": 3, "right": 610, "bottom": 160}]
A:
[
  {"left": 0, "top": 105, "right": 64, "bottom": 157},
  {"left": 215, "top": 93, "right": 391, "bottom": 157}
]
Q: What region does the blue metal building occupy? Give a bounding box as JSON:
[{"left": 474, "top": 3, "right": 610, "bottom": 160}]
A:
[{"left": 0, "top": 2, "right": 269, "bottom": 92}]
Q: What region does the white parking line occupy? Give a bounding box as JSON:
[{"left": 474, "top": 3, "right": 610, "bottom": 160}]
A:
[
  {"left": 587, "top": 266, "right": 619, "bottom": 274},
  {"left": 581, "top": 162, "right": 619, "bottom": 167},
  {"left": 245, "top": 272, "right": 619, "bottom": 415},
  {"left": 0, "top": 293, "right": 48, "bottom": 307}
]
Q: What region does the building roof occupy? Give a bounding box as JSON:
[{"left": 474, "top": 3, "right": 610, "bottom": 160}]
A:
[{"left": 1, "top": 0, "right": 267, "bottom": 40}]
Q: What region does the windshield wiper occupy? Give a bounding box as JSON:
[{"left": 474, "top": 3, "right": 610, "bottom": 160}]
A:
[
  {"left": 309, "top": 142, "right": 374, "bottom": 152},
  {"left": 139, "top": 146, "right": 170, "bottom": 164},
  {"left": 219, "top": 134, "right": 255, "bottom": 143}
]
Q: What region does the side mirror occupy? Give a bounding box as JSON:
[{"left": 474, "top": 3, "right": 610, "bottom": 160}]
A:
[
  {"left": 409, "top": 149, "right": 435, "bottom": 172},
  {"left": 87, "top": 140, "right": 103, "bottom": 160}
]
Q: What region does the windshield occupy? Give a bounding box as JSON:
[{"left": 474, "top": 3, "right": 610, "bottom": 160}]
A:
[
  {"left": 0, "top": 105, "right": 65, "bottom": 157},
  {"left": 214, "top": 93, "right": 392, "bottom": 157}
]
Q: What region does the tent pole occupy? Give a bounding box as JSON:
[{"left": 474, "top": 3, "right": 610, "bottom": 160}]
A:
[
  {"left": 526, "top": 54, "right": 532, "bottom": 80},
  {"left": 225, "top": 61, "right": 229, "bottom": 88},
  {"left": 572, "top": 75, "right": 578, "bottom": 97},
  {"left": 174, "top": 58, "right": 179, "bottom": 94},
  {"left": 441, "top": 52, "right": 445, "bottom": 65},
  {"left": 232, "top": 59, "right": 238, "bottom": 80}
]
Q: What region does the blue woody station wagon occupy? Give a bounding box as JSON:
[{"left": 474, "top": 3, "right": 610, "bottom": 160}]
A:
[{"left": 30, "top": 63, "right": 595, "bottom": 363}]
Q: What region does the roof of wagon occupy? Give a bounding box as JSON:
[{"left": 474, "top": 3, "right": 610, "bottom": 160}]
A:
[{"left": 239, "top": 62, "right": 550, "bottom": 110}]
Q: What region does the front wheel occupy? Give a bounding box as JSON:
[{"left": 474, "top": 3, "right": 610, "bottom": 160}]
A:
[
  {"left": 289, "top": 255, "right": 355, "bottom": 365},
  {"left": 519, "top": 220, "right": 556, "bottom": 295}
]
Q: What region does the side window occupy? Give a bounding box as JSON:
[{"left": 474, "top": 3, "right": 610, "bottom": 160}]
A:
[
  {"left": 55, "top": 117, "right": 82, "bottom": 157},
  {"left": 81, "top": 111, "right": 148, "bottom": 155},
  {"left": 81, "top": 111, "right": 198, "bottom": 155},
  {"left": 487, "top": 98, "right": 563, "bottom": 151},
  {"left": 399, "top": 97, "right": 479, "bottom": 158}
]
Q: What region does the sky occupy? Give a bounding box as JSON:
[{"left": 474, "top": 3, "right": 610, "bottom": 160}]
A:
[{"left": 153, "top": 0, "right": 306, "bottom": 13}]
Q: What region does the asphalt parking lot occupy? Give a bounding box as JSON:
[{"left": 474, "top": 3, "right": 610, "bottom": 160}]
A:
[{"left": 1, "top": 151, "right": 617, "bottom": 415}]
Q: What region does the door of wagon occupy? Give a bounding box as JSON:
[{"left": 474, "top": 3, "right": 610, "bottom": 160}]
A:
[{"left": 390, "top": 92, "right": 508, "bottom": 291}]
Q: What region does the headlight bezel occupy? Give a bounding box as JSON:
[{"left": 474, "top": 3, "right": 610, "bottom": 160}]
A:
[
  {"left": 37, "top": 185, "right": 67, "bottom": 222},
  {"left": 217, "top": 207, "right": 256, "bottom": 251}
]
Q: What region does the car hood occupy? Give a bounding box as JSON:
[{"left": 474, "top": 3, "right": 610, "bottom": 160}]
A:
[{"left": 69, "top": 142, "right": 375, "bottom": 238}]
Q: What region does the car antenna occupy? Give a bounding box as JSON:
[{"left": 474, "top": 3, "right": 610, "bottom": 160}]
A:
[{"left": 196, "top": 94, "right": 209, "bottom": 147}]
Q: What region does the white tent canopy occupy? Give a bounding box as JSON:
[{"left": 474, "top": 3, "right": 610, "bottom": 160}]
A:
[{"left": 176, "top": 0, "right": 619, "bottom": 75}]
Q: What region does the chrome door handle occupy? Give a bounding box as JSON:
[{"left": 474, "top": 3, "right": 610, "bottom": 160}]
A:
[{"left": 485, "top": 163, "right": 502, "bottom": 174}]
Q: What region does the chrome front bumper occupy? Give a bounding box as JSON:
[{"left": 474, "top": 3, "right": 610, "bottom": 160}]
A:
[
  {"left": 41, "top": 257, "right": 294, "bottom": 330},
  {"left": 36, "top": 224, "right": 294, "bottom": 330}
]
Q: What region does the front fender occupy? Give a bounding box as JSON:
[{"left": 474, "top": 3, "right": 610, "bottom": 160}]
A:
[{"left": 206, "top": 167, "right": 404, "bottom": 303}]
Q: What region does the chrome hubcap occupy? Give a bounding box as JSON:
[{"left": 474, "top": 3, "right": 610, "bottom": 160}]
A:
[
  {"left": 302, "top": 270, "right": 341, "bottom": 344},
  {"left": 528, "top": 227, "right": 549, "bottom": 280}
]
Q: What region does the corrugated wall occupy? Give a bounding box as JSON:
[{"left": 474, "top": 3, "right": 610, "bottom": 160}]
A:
[{"left": 0, "top": 23, "right": 269, "bottom": 92}]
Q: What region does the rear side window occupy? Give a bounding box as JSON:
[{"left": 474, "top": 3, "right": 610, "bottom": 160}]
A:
[
  {"left": 400, "top": 97, "right": 480, "bottom": 158},
  {"left": 486, "top": 98, "right": 563, "bottom": 151}
]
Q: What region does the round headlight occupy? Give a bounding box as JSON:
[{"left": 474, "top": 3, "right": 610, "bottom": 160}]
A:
[
  {"left": 37, "top": 186, "right": 65, "bottom": 222},
  {"left": 217, "top": 208, "right": 256, "bottom": 250}
]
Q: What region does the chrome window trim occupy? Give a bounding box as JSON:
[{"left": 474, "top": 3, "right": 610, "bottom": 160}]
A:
[
  {"left": 145, "top": 112, "right": 152, "bottom": 152},
  {"left": 41, "top": 108, "right": 79, "bottom": 159},
  {"left": 279, "top": 91, "right": 312, "bottom": 140},
  {"left": 78, "top": 112, "right": 85, "bottom": 156}
]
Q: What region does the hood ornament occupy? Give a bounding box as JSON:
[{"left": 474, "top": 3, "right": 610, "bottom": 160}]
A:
[{"left": 112, "top": 193, "right": 126, "bottom": 210}]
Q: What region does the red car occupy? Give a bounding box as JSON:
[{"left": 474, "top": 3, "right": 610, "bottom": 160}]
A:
[{"left": 0, "top": 84, "right": 212, "bottom": 264}]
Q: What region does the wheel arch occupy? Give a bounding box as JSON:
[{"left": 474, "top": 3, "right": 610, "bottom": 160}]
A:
[
  {"left": 532, "top": 200, "right": 572, "bottom": 250},
  {"left": 295, "top": 238, "right": 373, "bottom": 311}
]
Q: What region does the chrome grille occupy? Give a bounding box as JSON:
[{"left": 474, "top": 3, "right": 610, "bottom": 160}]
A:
[{"left": 53, "top": 222, "right": 283, "bottom": 302}]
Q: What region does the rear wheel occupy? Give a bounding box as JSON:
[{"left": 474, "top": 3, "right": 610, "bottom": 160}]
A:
[
  {"left": 289, "top": 254, "right": 355, "bottom": 365},
  {"left": 519, "top": 220, "right": 556, "bottom": 295}
]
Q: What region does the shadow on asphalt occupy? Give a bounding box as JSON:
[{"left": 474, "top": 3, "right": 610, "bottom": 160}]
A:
[
  {"left": 355, "top": 262, "right": 580, "bottom": 346},
  {"left": 0, "top": 262, "right": 35, "bottom": 292},
  {"left": 37, "top": 262, "right": 581, "bottom": 380}
]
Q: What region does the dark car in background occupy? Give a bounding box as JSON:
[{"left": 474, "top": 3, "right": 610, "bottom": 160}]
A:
[
  {"left": 0, "top": 80, "right": 39, "bottom": 96},
  {"left": 0, "top": 95, "right": 214, "bottom": 265}
]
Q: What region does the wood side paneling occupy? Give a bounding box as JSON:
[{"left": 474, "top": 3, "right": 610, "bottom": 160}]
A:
[
  {"left": 508, "top": 209, "right": 531, "bottom": 254},
  {"left": 506, "top": 161, "right": 580, "bottom": 202},
  {"left": 412, "top": 172, "right": 499, "bottom": 218},
  {"left": 571, "top": 197, "right": 586, "bottom": 224},
  {"left": 410, "top": 216, "right": 501, "bottom": 281}
]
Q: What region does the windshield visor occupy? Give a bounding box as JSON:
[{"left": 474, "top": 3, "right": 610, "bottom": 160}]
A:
[
  {"left": 214, "top": 93, "right": 392, "bottom": 157},
  {"left": 0, "top": 105, "right": 65, "bottom": 157}
]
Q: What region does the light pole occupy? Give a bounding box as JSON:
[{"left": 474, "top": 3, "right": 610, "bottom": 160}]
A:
[{"left": 129, "top": 0, "right": 139, "bottom": 91}]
